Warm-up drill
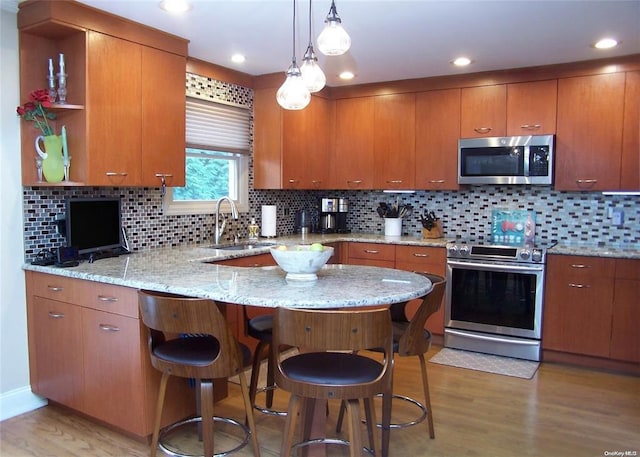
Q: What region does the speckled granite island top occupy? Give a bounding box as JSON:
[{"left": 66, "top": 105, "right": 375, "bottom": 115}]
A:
[{"left": 23, "top": 234, "right": 434, "bottom": 308}]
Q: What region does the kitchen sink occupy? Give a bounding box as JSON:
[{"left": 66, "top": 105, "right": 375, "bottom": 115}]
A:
[{"left": 209, "top": 242, "right": 275, "bottom": 251}]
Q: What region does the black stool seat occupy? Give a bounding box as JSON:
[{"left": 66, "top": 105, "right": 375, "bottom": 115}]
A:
[
  {"left": 282, "top": 352, "right": 383, "bottom": 385},
  {"left": 247, "top": 315, "right": 273, "bottom": 341}
]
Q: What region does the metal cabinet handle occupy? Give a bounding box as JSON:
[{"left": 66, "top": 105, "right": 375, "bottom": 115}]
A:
[
  {"left": 568, "top": 283, "right": 591, "bottom": 288},
  {"left": 576, "top": 179, "right": 597, "bottom": 184},
  {"left": 105, "top": 172, "right": 128, "bottom": 177},
  {"left": 347, "top": 180, "right": 363, "bottom": 184},
  {"left": 520, "top": 124, "right": 541, "bottom": 130},
  {"left": 98, "top": 295, "right": 119, "bottom": 302},
  {"left": 364, "top": 250, "right": 380, "bottom": 254},
  {"left": 99, "top": 324, "right": 121, "bottom": 332},
  {"left": 288, "top": 179, "right": 299, "bottom": 183},
  {"left": 386, "top": 180, "right": 403, "bottom": 184},
  {"left": 155, "top": 173, "right": 173, "bottom": 178},
  {"left": 48, "top": 312, "right": 64, "bottom": 319},
  {"left": 428, "top": 179, "right": 445, "bottom": 183},
  {"left": 570, "top": 264, "right": 591, "bottom": 269},
  {"left": 413, "top": 253, "right": 430, "bottom": 258},
  {"left": 47, "top": 285, "right": 64, "bottom": 292},
  {"left": 474, "top": 127, "right": 492, "bottom": 134}
]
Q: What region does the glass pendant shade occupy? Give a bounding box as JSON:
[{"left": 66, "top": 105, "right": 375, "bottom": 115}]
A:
[
  {"left": 277, "top": 62, "right": 311, "bottom": 110},
  {"left": 301, "top": 45, "right": 326, "bottom": 92},
  {"left": 317, "top": 1, "right": 351, "bottom": 56}
]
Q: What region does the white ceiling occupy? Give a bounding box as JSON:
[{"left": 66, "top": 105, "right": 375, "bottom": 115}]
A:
[{"left": 4, "top": 1, "right": 640, "bottom": 86}]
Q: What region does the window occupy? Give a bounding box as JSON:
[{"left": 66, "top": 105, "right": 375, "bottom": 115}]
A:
[{"left": 164, "top": 96, "right": 250, "bottom": 215}]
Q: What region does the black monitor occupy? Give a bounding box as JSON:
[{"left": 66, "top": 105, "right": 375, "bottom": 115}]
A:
[{"left": 65, "top": 198, "right": 124, "bottom": 256}]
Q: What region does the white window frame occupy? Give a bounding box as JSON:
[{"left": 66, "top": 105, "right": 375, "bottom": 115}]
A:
[{"left": 163, "top": 95, "right": 250, "bottom": 216}]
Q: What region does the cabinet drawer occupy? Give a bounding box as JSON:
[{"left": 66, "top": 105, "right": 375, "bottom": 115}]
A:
[
  {"left": 28, "top": 271, "right": 78, "bottom": 303},
  {"left": 549, "top": 255, "right": 616, "bottom": 282},
  {"left": 348, "top": 242, "right": 395, "bottom": 262},
  {"left": 75, "top": 280, "right": 139, "bottom": 318},
  {"left": 616, "top": 259, "right": 640, "bottom": 280},
  {"left": 395, "top": 245, "right": 445, "bottom": 266}
]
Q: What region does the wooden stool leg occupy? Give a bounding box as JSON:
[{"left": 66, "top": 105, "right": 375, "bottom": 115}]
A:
[
  {"left": 150, "top": 372, "right": 170, "bottom": 457},
  {"left": 281, "top": 394, "right": 302, "bottom": 457},
  {"left": 237, "top": 369, "right": 262, "bottom": 457},
  {"left": 249, "top": 341, "right": 268, "bottom": 407},
  {"left": 346, "top": 399, "right": 364, "bottom": 457},
  {"left": 419, "top": 354, "right": 435, "bottom": 439},
  {"left": 200, "top": 379, "right": 215, "bottom": 457}
]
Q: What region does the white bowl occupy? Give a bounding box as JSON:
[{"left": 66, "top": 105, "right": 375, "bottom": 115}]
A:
[{"left": 269, "top": 245, "right": 334, "bottom": 280}]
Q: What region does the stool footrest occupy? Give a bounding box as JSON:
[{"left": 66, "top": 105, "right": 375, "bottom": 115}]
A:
[
  {"left": 291, "top": 438, "right": 374, "bottom": 456},
  {"left": 376, "top": 393, "right": 428, "bottom": 429}
]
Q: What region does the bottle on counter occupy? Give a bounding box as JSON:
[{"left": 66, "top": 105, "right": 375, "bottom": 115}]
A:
[{"left": 248, "top": 217, "right": 259, "bottom": 241}]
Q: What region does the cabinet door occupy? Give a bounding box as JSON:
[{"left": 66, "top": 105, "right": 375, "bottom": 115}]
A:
[
  {"left": 542, "top": 255, "right": 615, "bottom": 357},
  {"left": 506, "top": 80, "right": 557, "bottom": 135},
  {"left": 29, "top": 297, "right": 84, "bottom": 410},
  {"left": 282, "top": 96, "right": 332, "bottom": 189},
  {"left": 610, "top": 259, "right": 640, "bottom": 362},
  {"left": 253, "top": 87, "right": 282, "bottom": 189},
  {"left": 334, "top": 97, "right": 375, "bottom": 189},
  {"left": 86, "top": 31, "right": 142, "bottom": 185},
  {"left": 415, "top": 89, "right": 460, "bottom": 190},
  {"left": 555, "top": 73, "right": 626, "bottom": 191},
  {"left": 620, "top": 71, "right": 640, "bottom": 191},
  {"left": 140, "top": 47, "right": 186, "bottom": 187},
  {"left": 82, "top": 308, "right": 146, "bottom": 435},
  {"left": 374, "top": 93, "right": 416, "bottom": 189},
  {"left": 395, "top": 246, "right": 446, "bottom": 335},
  {"left": 460, "top": 85, "right": 506, "bottom": 138}
]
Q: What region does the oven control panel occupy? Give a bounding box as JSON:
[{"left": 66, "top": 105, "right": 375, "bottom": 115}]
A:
[{"left": 446, "top": 242, "right": 547, "bottom": 264}]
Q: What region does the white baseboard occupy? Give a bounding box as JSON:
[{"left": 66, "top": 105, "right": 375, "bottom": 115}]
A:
[{"left": 0, "top": 386, "right": 47, "bottom": 421}]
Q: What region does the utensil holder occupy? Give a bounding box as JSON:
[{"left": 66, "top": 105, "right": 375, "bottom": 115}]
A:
[{"left": 384, "top": 217, "right": 402, "bottom": 237}]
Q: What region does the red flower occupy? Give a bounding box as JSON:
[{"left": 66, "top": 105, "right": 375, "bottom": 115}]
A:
[{"left": 16, "top": 89, "right": 56, "bottom": 136}]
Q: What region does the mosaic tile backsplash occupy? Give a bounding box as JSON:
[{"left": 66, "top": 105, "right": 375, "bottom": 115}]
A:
[{"left": 21, "top": 74, "right": 640, "bottom": 260}]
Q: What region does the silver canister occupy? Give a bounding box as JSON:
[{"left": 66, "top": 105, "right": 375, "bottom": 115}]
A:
[{"left": 338, "top": 198, "right": 349, "bottom": 212}]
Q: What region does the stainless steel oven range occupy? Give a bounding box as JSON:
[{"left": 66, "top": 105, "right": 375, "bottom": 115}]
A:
[{"left": 444, "top": 239, "right": 554, "bottom": 361}]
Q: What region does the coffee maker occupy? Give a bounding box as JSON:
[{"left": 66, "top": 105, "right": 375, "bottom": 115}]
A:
[
  {"left": 319, "top": 198, "right": 349, "bottom": 233},
  {"left": 294, "top": 208, "right": 315, "bottom": 235}
]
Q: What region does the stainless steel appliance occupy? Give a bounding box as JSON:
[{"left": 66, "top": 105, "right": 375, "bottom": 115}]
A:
[
  {"left": 458, "top": 135, "right": 554, "bottom": 185},
  {"left": 444, "top": 239, "right": 554, "bottom": 361},
  {"left": 294, "top": 208, "right": 315, "bottom": 235},
  {"left": 320, "top": 198, "right": 349, "bottom": 233}
]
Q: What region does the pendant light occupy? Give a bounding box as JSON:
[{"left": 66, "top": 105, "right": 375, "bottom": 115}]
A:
[
  {"left": 300, "top": 0, "right": 326, "bottom": 93},
  {"left": 317, "top": 0, "right": 351, "bottom": 56},
  {"left": 277, "top": 0, "right": 311, "bottom": 110}
]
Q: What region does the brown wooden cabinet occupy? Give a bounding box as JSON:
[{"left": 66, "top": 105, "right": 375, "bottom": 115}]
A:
[
  {"left": 610, "top": 259, "right": 640, "bottom": 362},
  {"left": 620, "top": 71, "right": 640, "bottom": 191},
  {"left": 18, "top": 0, "right": 187, "bottom": 187},
  {"left": 373, "top": 93, "right": 416, "bottom": 189},
  {"left": 395, "top": 245, "right": 446, "bottom": 335},
  {"left": 253, "top": 87, "right": 282, "bottom": 189},
  {"left": 415, "top": 89, "right": 460, "bottom": 190},
  {"left": 542, "top": 255, "right": 616, "bottom": 358},
  {"left": 25, "top": 271, "right": 194, "bottom": 438},
  {"left": 506, "top": 80, "right": 557, "bottom": 135},
  {"left": 346, "top": 242, "right": 396, "bottom": 268},
  {"left": 555, "top": 72, "right": 626, "bottom": 191},
  {"left": 460, "top": 85, "right": 507, "bottom": 138},
  {"left": 334, "top": 97, "right": 375, "bottom": 189}
]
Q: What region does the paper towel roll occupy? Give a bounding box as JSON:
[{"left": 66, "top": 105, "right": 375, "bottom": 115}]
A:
[{"left": 261, "top": 205, "right": 277, "bottom": 237}]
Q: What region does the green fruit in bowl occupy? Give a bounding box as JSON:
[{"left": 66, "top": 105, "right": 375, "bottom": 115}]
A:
[{"left": 309, "top": 243, "right": 324, "bottom": 251}]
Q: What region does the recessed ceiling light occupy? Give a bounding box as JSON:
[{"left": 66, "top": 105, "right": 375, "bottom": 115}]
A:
[
  {"left": 339, "top": 71, "right": 355, "bottom": 80},
  {"left": 231, "top": 54, "right": 246, "bottom": 64},
  {"left": 593, "top": 38, "right": 619, "bottom": 49},
  {"left": 159, "top": 0, "right": 192, "bottom": 14},
  {"left": 451, "top": 57, "right": 472, "bottom": 67}
]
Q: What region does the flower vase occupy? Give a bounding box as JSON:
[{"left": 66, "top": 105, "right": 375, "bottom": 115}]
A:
[{"left": 35, "top": 135, "right": 65, "bottom": 183}]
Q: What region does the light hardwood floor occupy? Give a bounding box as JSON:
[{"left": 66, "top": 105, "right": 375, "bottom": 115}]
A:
[{"left": 1, "top": 346, "right": 639, "bottom": 456}]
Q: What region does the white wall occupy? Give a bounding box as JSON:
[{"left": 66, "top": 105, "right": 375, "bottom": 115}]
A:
[{"left": 0, "top": 7, "right": 47, "bottom": 420}]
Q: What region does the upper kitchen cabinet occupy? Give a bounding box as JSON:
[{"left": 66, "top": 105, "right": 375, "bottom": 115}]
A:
[
  {"left": 253, "top": 87, "right": 282, "bottom": 189},
  {"left": 282, "top": 95, "right": 334, "bottom": 189},
  {"left": 415, "top": 88, "right": 460, "bottom": 190},
  {"left": 506, "top": 80, "right": 557, "bottom": 136},
  {"left": 373, "top": 93, "right": 416, "bottom": 189},
  {"left": 555, "top": 72, "right": 626, "bottom": 191},
  {"left": 334, "top": 97, "right": 375, "bottom": 189},
  {"left": 620, "top": 71, "right": 640, "bottom": 191},
  {"left": 460, "top": 85, "right": 506, "bottom": 138},
  {"left": 18, "top": 0, "right": 188, "bottom": 187}
]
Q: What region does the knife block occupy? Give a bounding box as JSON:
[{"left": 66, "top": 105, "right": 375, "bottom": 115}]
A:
[{"left": 422, "top": 220, "right": 444, "bottom": 239}]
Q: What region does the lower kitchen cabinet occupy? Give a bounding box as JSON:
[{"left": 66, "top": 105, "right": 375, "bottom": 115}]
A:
[
  {"left": 25, "top": 271, "right": 195, "bottom": 438},
  {"left": 542, "top": 255, "right": 639, "bottom": 367}
]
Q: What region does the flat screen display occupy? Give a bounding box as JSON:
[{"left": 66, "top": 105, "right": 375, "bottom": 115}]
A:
[{"left": 65, "top": 198, "right": 123, "bottom": 255}]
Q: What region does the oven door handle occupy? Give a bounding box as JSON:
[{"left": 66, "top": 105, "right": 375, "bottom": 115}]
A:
[
  {"left": 446, "top": 329, "right": 540, "bottom": 346},
  {"left": 447, "top": 259, "right": 544, "bottom": 273}
]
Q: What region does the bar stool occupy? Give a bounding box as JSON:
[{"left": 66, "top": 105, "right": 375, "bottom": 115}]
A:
[
  {"left": 274, "top": 307, "right": 394, "bottom": 457},
  {"left": 138, "top": 290, "right": 261, "bottom": 457}
]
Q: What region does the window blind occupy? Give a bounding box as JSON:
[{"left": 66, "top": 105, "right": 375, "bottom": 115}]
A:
[{"left": 185, "top": 97, "right": 250, "bottom": 155}]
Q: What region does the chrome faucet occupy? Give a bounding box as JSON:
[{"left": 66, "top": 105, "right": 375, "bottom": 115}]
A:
[{"left": 214, "top": 196, "right": 239, "bottom": 245}]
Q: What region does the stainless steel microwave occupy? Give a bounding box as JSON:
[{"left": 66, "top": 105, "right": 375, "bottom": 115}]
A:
[{"left": 458, "top": 135, "right": 554, "bottom": 185}]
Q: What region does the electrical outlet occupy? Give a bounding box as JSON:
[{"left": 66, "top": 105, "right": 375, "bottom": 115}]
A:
[{"left": 612, "top": 208, "right": 624, "bottom": 226}]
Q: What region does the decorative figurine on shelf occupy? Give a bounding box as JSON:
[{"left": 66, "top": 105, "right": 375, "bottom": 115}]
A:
[
  {"left": 17, "top": 89, "right": 64, "bottom": 183},
  {"left": 47, "top": 58, "right": 57, "bottom": 102},
  {"left": 420, "top": 210, "right": 444, "bottom": 239},
  {"left": 57, "top": 53, "right": 67, "bottom": 104}
]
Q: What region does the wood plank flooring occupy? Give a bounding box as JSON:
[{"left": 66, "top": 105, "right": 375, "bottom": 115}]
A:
[{"left": 1, "top": 346, "right": 639, "bottom": 456}]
